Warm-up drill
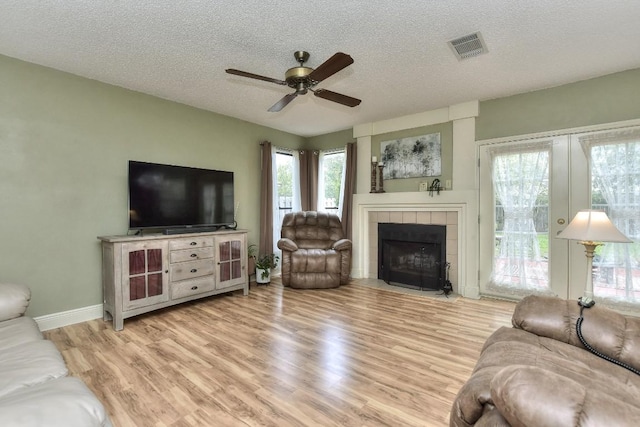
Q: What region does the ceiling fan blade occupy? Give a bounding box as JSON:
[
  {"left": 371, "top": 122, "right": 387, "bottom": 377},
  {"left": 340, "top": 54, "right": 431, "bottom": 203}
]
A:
[
  {"left": 268, "top": 93, "right": 298, "bottom": 112},
  {"left": 313, "top": 89, "right": 361, "bottom": 107},
  {"left": 307, "top": 52, "right": 354, "bottom": 82},
  {"left": 226, "top": 69, "right": 287, "bottom": 86}
]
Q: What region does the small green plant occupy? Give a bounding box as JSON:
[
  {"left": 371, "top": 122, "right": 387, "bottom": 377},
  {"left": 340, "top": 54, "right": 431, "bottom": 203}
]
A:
[
  {"left": 255, "top": 253, "right": 279, "bottom": 270},
  {"left": 255, "top": 253, "right": 279, "bottom": 280}
]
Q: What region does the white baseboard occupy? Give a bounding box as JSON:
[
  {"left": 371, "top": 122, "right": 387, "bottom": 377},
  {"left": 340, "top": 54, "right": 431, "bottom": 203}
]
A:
[{"left": 34, "top": 304, "right": 104, "bottom": 332}]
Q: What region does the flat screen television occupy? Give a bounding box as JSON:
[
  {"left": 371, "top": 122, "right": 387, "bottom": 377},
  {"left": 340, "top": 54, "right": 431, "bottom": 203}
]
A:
[{"left": 128, "top": 161, "right": 235, "bottom": 232}]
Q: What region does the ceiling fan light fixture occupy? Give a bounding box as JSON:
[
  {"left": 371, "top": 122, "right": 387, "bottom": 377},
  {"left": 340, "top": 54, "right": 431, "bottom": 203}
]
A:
[
  {"left": 226, "top": 50, "right": 361, "bottom": 111},
  {"left": 285, "top": 66, "right": 313, "bottom": 85}
]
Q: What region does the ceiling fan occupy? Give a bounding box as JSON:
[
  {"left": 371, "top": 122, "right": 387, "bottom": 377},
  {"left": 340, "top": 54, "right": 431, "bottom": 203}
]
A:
[{"left": 226, "top": 51, "right": 361, "bottom": 112}]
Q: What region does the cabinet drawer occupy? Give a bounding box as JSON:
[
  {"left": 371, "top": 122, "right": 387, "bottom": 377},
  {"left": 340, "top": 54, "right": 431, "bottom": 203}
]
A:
[
  {"left": 171, "top": 276, "right": 215, "bottom": 299},
  {"left": 169, "top": 237, "right": 213, "bottom": 251},
  {"left": 170, "top": 247, "right": 214, "bottom": 263},
  {"left": 170, "top": 259, "right": 214, "bottom": 282}
]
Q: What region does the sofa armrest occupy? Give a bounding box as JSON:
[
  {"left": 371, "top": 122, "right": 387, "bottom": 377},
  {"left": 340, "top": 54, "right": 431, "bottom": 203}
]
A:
[
  {"left": 513, "top": 295, "right": 640, "bottom": 372},
  {"left": 277, "top": 238, "right": 298, "bottom": 252},
  {"left": 491, "top": 365, "right": 640, "bottom": 427},
  {"left": 332, "top": 238, "right": 352, "bottom": 251},
  {"left": 0, "top": 283, "right": 31, "bottom": 322}
]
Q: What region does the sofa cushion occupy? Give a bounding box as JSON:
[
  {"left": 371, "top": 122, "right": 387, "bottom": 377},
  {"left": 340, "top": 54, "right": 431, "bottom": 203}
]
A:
[
  {"left": 0, "top": 376, "right": 112, "bottom": 427},
  {"left": 452, "top": 326, "right": 640, "bottom": 426},
  {"left": 0, "top": 283, "right": 31, "bottom": 322},
  {"left": 478, "top": 328, "right": 640, "bottom": 402},
  {"left": 0, "top": 315, "right": 43, "bottom": 351},
  {"left": 512, "top": 295, "right": 640, "bottom": 372},
  {"left": 0, "top": 340, "right": 68, "bottom": 399},
  {"left": 492, "top": 365, "right": 640, "bottom": 427}
]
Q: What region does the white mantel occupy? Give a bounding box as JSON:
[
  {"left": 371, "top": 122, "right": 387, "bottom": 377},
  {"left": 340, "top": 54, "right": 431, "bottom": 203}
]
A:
[{"left": 351, "top": 190, "right": 480, "bottom": 299}]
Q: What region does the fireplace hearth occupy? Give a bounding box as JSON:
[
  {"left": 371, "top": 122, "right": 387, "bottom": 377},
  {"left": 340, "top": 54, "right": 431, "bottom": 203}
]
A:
[{"left": 378, "top": 223, "right": 446, "bottom": 290}]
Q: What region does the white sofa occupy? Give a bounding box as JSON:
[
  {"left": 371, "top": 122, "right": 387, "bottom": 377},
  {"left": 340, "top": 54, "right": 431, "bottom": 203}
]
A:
[{"left": 0, "top": 283, "right": 112, "bottom": 426}]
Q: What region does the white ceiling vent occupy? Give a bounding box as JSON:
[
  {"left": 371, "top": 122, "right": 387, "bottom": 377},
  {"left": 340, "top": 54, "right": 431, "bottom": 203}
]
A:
[{"left": 448, "top": 32, "right": 488, "bottom": 60}]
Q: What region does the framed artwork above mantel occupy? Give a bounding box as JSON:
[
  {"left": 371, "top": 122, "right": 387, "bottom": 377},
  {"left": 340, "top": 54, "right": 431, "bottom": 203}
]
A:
[{"left": 381, "top": 132, "right": 441, "bottom": 179}]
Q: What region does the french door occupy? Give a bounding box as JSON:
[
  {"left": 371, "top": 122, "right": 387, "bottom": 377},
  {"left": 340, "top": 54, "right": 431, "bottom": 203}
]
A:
[{"left": 479, "top": 124, "right": 640, "bottom": 308}]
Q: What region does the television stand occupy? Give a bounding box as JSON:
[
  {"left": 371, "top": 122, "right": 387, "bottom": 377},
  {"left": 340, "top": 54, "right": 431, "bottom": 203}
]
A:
[{"left": 99, "top": 229, "right": 249, "bottom": 330}]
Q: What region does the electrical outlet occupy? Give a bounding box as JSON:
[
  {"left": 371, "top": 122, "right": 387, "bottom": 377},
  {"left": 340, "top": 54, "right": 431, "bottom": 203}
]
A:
[
  {"left": 445, "top": 179, "right": 452, "bottom": 189},
  {"left": 419, "top": 182, "right": 428, "bottom": 191}
]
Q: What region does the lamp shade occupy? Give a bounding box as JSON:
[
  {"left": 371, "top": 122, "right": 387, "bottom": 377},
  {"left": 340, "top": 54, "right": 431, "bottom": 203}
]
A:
[{"left": 557, "top": 210, "right": 631, "bottom": 243}]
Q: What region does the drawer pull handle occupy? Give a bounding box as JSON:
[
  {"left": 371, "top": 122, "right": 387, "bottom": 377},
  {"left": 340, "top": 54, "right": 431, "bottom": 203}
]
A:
[
  {"left": 190, "top": 253, "right": 197, "bottom": 258},
  {"left": 190, "top": 242, "right": 197, "bottom": 246},
  {"left": 190, "top": 269, "right": 198, "bottom": 273},
  {"left": 191, "top": 286, "right": 198, "bottom": 290}
]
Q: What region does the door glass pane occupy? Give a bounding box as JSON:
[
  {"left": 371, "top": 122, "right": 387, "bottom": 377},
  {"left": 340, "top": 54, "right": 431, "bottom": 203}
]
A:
[
  {"left": 231, "top": 240, "right": 241, "bottom": 260},
  {"left": 129, "top": 250, "right": 146, "bottom": 275},
  {"left": 129, "top": 276, "right": 146, "bottom": 300},
  {"left": 147, "top": 249, "right": 163, "bottom": 272},
  {"left": 220, "top": 262, "right": 230, "bottom": 282},
  {"left": 588, "top": 133, "right": 640, "bottom": 305},
  {"left": 489, "top": 147, "right": 551, "bottom": 293},
  {"left": 232, "top": 260, "right": 241, "bottom": 279},
  {"left": 148, "top": 273, "right": 163, "bottom": 297},
  {"left": 219, "top": 241, "right": 230, "bottom": 261}
]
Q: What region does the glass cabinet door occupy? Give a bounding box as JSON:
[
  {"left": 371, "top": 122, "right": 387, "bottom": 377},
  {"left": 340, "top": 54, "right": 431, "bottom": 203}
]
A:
[
  {"left": 122, "top": 241, "right": 169, "bottom": 310},
  {"left": 216, "top": 235, "right": 246, "bottom": 289}
]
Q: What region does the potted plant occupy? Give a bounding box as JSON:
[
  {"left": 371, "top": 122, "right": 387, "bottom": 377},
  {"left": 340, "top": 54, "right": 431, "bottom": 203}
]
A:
[{"left": 255, "top": 253, "right": 279, "bottom": 285}]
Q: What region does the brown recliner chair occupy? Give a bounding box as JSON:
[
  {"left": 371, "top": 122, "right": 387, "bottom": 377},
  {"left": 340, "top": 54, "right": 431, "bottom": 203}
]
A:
[{"left": 277, "top": 211, "right": 352, "bottom": 289}]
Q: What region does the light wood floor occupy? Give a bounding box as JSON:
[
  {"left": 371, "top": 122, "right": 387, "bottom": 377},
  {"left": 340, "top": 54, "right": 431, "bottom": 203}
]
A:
[{"left": 44, "top": 279, "right": 516, "bottom": 427}]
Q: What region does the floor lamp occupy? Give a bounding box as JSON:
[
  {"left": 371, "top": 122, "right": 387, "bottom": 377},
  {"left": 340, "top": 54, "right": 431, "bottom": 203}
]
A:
[{"left": 557, "top": 209, "right": 631, "bottom": 307}]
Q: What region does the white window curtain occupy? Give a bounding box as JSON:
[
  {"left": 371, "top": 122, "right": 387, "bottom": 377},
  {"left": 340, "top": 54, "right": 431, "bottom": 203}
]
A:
[
  {"left": 317, "top": 148, "right": 346, "bottom": 217},
  {"left": 272, "top": 147, "right": 301, "bottom": 257},
  {"left": 488, "top": 142, "right": 551, "bottom": 294},
  {"left": 579, "top": 127, "right": 640, "bottom": 307}
]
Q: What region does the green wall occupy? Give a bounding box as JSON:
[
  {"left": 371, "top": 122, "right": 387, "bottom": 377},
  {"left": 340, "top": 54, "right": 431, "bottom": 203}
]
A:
[
  {"left": 0, "top": 55, "right": 305, "bottom": 317},
  {"left": 477, "top": 68, "right": 640, "bottom": 141},
  {"left": 371, "top": 122, "right": 453, "bottom": 193},
  {"left": 306, "top": 128, "right": 354, "bottom": 150}
]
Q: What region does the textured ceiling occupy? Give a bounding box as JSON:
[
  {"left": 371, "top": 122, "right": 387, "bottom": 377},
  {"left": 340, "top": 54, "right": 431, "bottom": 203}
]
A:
[{"left": 1, "top": 1, "right": 640, "bottom": 137}]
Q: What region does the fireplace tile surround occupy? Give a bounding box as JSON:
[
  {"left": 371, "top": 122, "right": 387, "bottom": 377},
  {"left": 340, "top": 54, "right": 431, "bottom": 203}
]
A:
[
  {"left": 351, "top": 191, "right": 480, "bottom": 299},
  {"left": 370, "top": 211, "right": 458, "bottom": 289}
]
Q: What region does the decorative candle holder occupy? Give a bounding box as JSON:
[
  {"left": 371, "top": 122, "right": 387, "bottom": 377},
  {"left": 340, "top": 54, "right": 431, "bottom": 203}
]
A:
[
  {"left": 377, "top": 163, "right": 385, "bottom": 193},
  {"left": 370, "top": 161, "right": 378, "bottom": 193}
]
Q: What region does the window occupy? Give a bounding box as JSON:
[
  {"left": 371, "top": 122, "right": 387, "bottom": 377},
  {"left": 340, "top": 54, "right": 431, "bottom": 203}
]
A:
[
  {"left": 275, "top": 152, "right": 295, "bottom": 223},
  {"left": 272, "top": 148, "right": 300, "bottom": 255},
  {"left": 317, "top": 149, "right": 346, "bottom": 217},
  {"left": 490, "top": 144, "right": 551, "bottom": 292},
  {"left": 581, "top": 127, "right": 640, "bottom": 306}
]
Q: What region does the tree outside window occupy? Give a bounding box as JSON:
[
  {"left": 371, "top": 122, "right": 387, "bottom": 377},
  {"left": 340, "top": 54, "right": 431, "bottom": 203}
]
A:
[{"left": 319, "top": 151, "right": 345, "bottom": 212}]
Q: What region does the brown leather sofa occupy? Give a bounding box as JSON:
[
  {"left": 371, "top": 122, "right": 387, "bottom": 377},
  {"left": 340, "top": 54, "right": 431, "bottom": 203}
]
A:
[
  {"left": 450, "top": 295, "right": 640, "bottom": 426},
  {"left": 277, "top": 211, "right": 352, "bottom": 289}
]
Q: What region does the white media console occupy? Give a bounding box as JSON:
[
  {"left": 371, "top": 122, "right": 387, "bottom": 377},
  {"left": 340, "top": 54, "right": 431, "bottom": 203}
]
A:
[{"left": 98, "top": 230, "right": 248, "bottom": 330}]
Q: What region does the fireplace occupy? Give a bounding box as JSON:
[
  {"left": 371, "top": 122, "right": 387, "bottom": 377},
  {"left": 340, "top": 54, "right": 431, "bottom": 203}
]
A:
[{"left": 378, "top": 223, "right": 447, "bottom": 290}]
